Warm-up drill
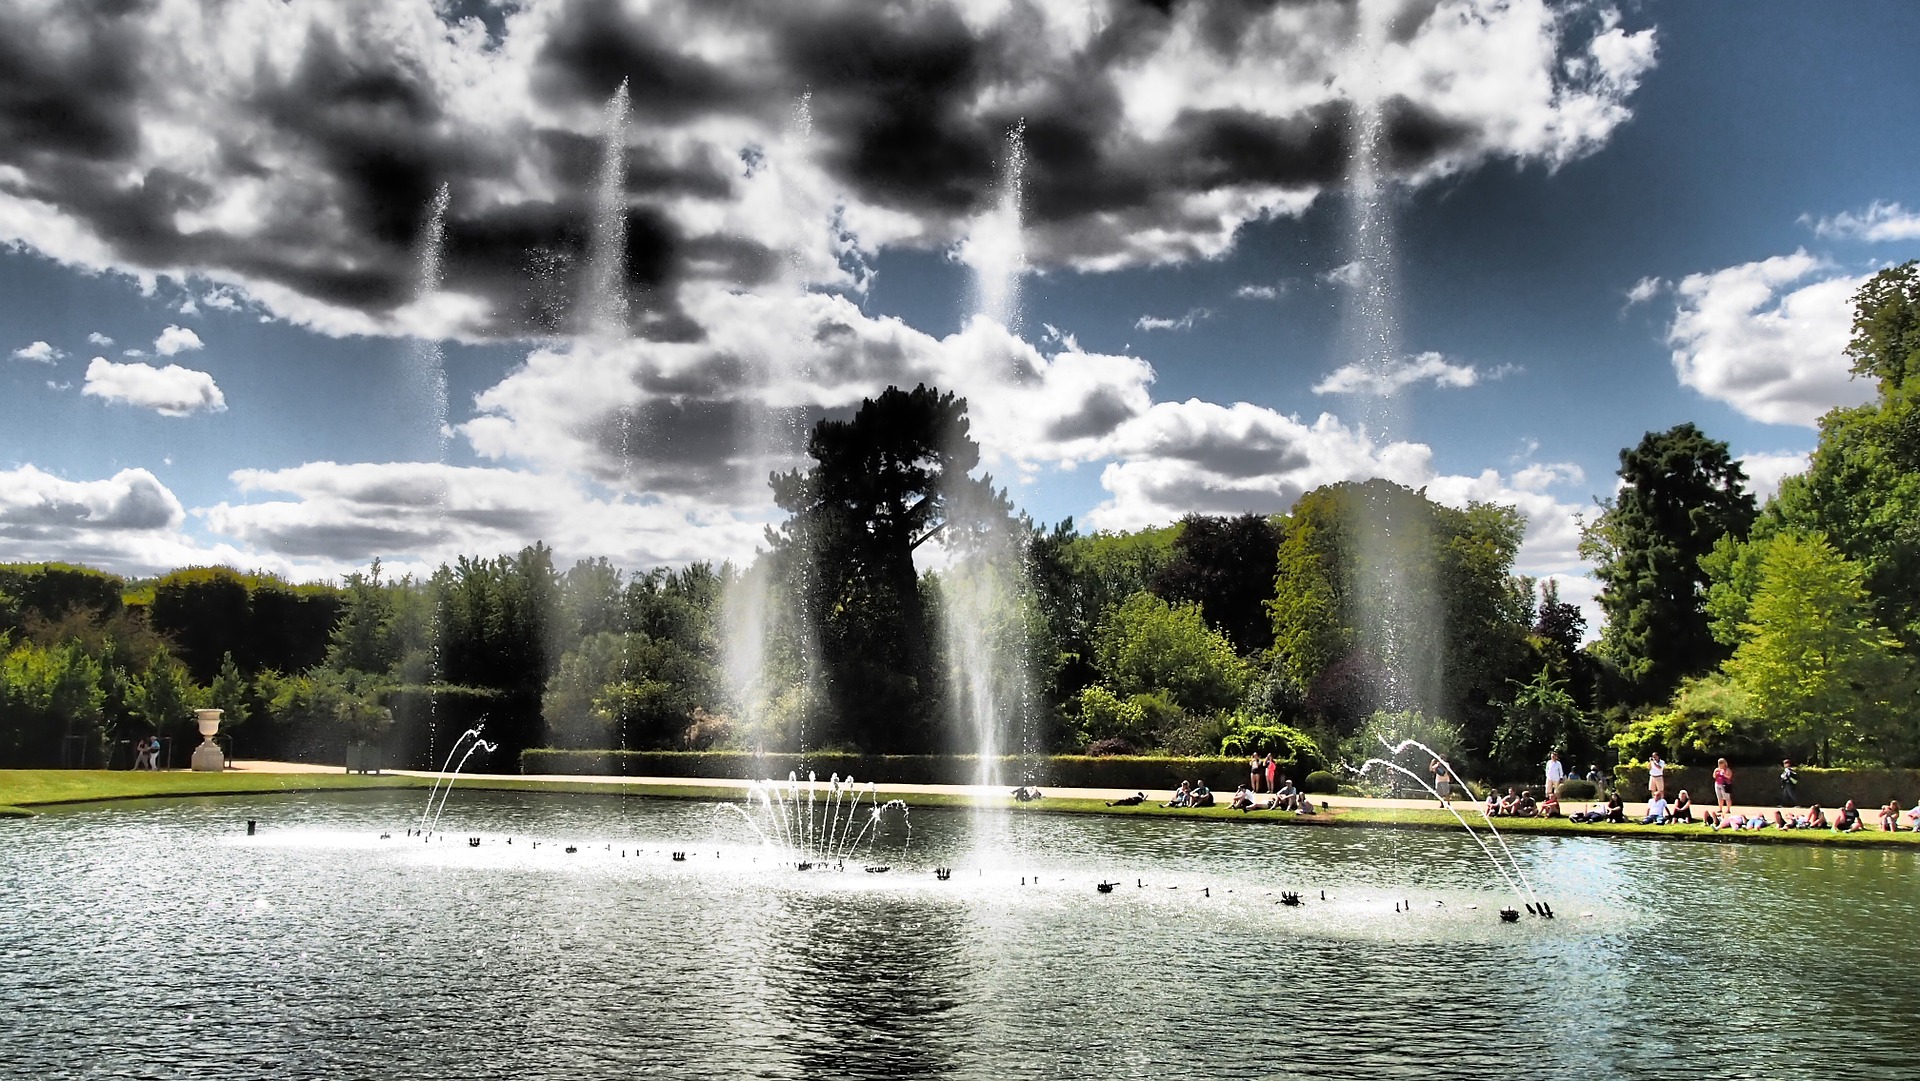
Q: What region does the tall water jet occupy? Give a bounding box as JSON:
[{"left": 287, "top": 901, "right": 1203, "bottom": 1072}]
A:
[
  {"left": 584, "top": 79, "right": 632, "bottom": 340},
  {"left": 963, "top": 120, "right": 1028, "bottom": 333},
  {"left": 724, "top": 93, "right": 826, "bottom": 773},
  {"left": 406, "top": 183, "right": 453, "bottom": 459},
  {"left": 406, "top": 183, "right": 453, "bottom": 766},
  {"left": 944, "top": 121, "right": 1041, "bottom": 810},
  {"left": 1339, "top": 1, "right": 1441, "bottom": 715}
]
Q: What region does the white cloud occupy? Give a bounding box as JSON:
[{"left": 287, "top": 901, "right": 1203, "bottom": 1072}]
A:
[
  {"left": 1312, "top": 351, "right": 1490, "bottom": 396},
  {"left": 9, "top": 340, "right": 62, "bottom": 363},
  {"left": 1738, "top": 449, "right": 1812, "bottom": 502},
  {"left": 1624, "top": 276, "right": 1664, "bottom": 305},
  {"left": 1235, "top": 283, "right": 1283, "bottom": 300},
  {"left": 1666, "top": 250, "right": 1875, "bottom": 427},
  {"left": 87, "top": 331, "right": 113, "bottom": 346},
  {"left": 204, "top": 460, "right": 763, "bottom": 571},
  {"left": 82, "top": 357, "right": 227, "bottom": 417},
  {"left": 1811, "top": 201, "right": 1920, "bottom": 243},
  {"left": 152, "top": 324, "right": 203, "bottom": 356},
  {"left": 1133, "top": 308, "right": 1210, "bottom": 332},
  {"left": 1322, "top": 261, "right": 1367, "bottom": 288}
]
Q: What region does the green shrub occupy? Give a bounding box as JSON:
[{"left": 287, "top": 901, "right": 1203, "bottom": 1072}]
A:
[
  {"left": 1302, "top": 770, "right": 1339, "bottom": 795},
  {"left": 1555, "top": 779, "right": 1597, "bottom": 801}
]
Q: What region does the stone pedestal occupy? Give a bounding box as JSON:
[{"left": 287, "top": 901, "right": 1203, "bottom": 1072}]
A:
[{"left": 191, "top": 708, "right": 225, "bottom": 772}]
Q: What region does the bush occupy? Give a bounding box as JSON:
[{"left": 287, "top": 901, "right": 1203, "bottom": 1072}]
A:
[
  {"left": 1555, "top": 779, "right": 1597, "bottom": 801},
  {"left": 1085, "top": 737, "right": 1137, "bottom": 757},
  {"left": 1302, "top": 770, "right": 1339, "bottom": 795}
]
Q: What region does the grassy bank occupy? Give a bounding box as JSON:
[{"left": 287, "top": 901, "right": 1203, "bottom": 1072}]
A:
[
  {"left": 0, "top": 770, "right": 427, "bottom": 813},
  {"left": 5, "top": 771, "right": 1918, "bottom": 849}
]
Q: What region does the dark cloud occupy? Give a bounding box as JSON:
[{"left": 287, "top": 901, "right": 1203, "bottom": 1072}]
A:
[{"left": 0, "top": 0, "right": 1650, "bottom": 339}]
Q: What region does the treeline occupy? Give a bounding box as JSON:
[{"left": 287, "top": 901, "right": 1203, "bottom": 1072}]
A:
[
  {"left": 6, "top": 266, "right": 1916, "bottom": 777},
  {"left": 1590, "top": 262, "right": 1920, "bottom": 769}
]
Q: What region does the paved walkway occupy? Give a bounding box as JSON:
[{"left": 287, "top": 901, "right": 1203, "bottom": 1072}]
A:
[{"left": 225, "top": 760, "right": 1859, "bottom": 823}]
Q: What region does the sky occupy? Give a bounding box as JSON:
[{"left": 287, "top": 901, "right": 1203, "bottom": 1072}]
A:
[{"left": 2, "top": 0, "right": 1918, "bottom": 638}]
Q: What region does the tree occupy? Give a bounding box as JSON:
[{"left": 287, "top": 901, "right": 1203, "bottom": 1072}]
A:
[
  {"left": 1761, "top": 264, "right": 1920, "bottom": 649},
  {"left": 1724, "top": 533, "right": 1914, "bottom": 764},
  {"left": 767, "top": 384, "right": 988, "bottom": 751},
  {"left": 1490, "top": 665, "right": 1590, "bottom": 775},
  {"left": 1269, "top": 480, "right": 1532, "bottom": 753},
  {"left": 1582, "top": 423, "right": 1756, "bottom": 703},
  {"left": 1152, "top": 513, "right": 1281, "bottom": 654},
  {"left": 1092, "top": 592, "right": 1249, "bottom": 716}
]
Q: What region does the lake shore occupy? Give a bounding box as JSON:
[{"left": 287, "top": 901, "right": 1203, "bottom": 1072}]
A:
[{"left": 5, "top": 764, "right": 1917, "bottom": 848}]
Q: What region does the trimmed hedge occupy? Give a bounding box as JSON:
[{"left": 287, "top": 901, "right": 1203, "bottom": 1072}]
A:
[
  {"left": 1613, "top": 764, "right": 1920, "bottom": 806},
  {"left": 1554, "top": 779, "right": 1598, "bottom": 801},
  {"left": 1302, "top": 770, "right": 1339, "bottom": 795},
  {"left": 519, "top": 749, "right": 1307, "bottom": 791}
]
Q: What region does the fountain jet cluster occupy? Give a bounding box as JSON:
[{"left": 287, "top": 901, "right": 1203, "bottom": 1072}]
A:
[{"left": 733, "top": 772, "right": 912, "bottom": 869}]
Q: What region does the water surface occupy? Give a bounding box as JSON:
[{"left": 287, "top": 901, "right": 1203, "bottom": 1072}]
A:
[{"left": 2, "top": 790, "right": 1913, "bottom": 1080}]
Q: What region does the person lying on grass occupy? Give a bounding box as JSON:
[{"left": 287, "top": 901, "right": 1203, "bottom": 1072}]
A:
[
  {"left": 1774, "top": 804, "right": 1829, "bottom": 830},
  {"left": 1706, "top": 810, "right": 1769, "bottom": 830},
  {"left": 1106, "top": 792, "right": 1148, "bottom": 807}
]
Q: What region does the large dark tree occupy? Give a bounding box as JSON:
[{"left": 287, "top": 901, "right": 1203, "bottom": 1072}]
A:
[
  {"left": 769, "top": 384, "right": 985, "bottom": 751},
  {"left": 1582, "top": 423, "right": 1756, "bottom": 704},
  {"left": 1153, "top": 513, "right": 1280, "bottom": 654}
]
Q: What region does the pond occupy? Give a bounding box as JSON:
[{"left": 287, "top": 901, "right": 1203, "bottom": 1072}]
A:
[{"left": 2, "top": 789, "right": 1914, "bottom": 1079}]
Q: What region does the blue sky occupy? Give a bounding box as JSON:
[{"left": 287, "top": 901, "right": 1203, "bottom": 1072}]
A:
[{"left": 2, "top": 0, "right": 1917, "bottom": 633}]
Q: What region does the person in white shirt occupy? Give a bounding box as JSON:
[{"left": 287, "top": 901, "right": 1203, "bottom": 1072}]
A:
[
  {"left": 1647, "top": 752, "right": 1667, "bottom": 800},
  {"left": 1640, "top": 794, "right": 1671, "bottom": 824},
  {"left": 1545, "top": 751, "right": 1566, "bottom": 797}
]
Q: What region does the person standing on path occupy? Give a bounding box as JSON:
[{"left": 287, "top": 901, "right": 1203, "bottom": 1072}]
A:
[
  {"left": 1647, "top": 752, "right": 1667, "bottom": 800},
  {"left": 1779, "top": 759, "right": 1799, "bottom": 806},
  {"left": 1431, "top": 758, "right": 1452, "bottom": 805},
  {"left": 1712, "top": 758, "right": 1734, "bottom": 815},
  {"left": 1545, "top": 752, "right": 1566, "bottom": 799}
]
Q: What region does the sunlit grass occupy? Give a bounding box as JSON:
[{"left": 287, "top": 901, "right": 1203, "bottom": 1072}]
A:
[{"left": 4, "top": 769, "right": 1916, "bottom": 847}]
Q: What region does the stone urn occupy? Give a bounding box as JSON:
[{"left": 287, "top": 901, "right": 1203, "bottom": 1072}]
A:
[{"left": 191, "top": 708, "right": 225, "bottom": 772}]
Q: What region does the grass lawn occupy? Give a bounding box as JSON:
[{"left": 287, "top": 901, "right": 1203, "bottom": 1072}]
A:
[{"left": 5, "top": 770, "right": 1918, "bottom": 849}]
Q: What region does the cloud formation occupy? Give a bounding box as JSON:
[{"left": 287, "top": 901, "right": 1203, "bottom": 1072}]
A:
[
  {"left": 82, "top": 357, "right": 227, "bottom": 417},
  {"left": 1665, "top": 250, "right": 1874, "bottom": 427},
  {"left": 1811, "top": 201, "right": 1920, "bottom": 243},
  {"left": 0, "top": 0, "right": 1655, "bottom": 342},
  {"left": 1312, "top": 351, "right": 1490, "bottom": 395},
  {"left": 152, "top": 324, "right": 203, "bottom": 356},
  {"left": 1134, "top": 308, "right": 1210, "bottom": 332},
  {"left": 9, "top": 340, "right": 62, "bottom": 363}
]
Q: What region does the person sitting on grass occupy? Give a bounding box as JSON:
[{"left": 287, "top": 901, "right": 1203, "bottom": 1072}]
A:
[
  {"left": 1640, "top": 794, "right": 1671, "bottom": 825},
  {"left": 1879, "top": 800, "right": 1903, "bottom": 831},
  {"left": 1011, "top": 785, "right": 1043, "bottom": 802},
  {"left": 1164, "top": 782, "right": 1191, "bottom": 808},
  {"left": 1515, "top": 790, "right": 1538, "bottom": 817},
  {"left": 1268, "top": 777, "right": 1300, "bottom": 811},
  {"left": 1908, "top": 799, "right": 1920, "bottom": 832},
  {"left": 1834, "top": 799, "right": 1863, "bottom": 833},
  {"left": 1230, "top": 785, "right": 1256, "bottom": 812},
  {"left": 1536, "top": 792, "right": 1561, "bottom": 818},
  {"left": 1190, "top": 780, "right": 1215, "bottom": 807},
  {"left": 1484, "top": 790, "right": 1501, "bottom": 817},
  {"left": 1670, "top": 790, "right": 1695, "bottom": 824}
]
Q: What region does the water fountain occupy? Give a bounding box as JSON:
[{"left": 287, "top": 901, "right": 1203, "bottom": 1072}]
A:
[
  {"left": 734, "top": 772, "right": 913, "bottom": 870},
  {"left": 941, "top": 120, "right": 1040, "bottom": 804}
]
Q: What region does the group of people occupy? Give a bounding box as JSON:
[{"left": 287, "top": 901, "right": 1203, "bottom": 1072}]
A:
[{"left": 128, "top": 735, "right": 162, "bottom": 770}]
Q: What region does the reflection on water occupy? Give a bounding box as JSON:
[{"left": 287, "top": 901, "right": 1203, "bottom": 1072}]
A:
[{"left": 1, "top": 790, "right": 1915, "bottom": 1080}]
